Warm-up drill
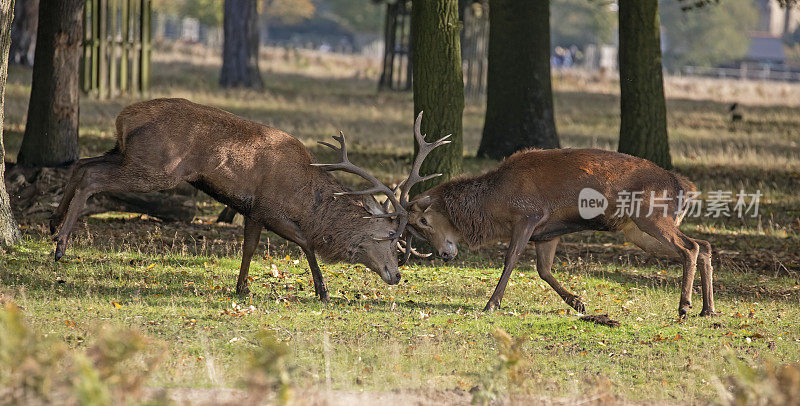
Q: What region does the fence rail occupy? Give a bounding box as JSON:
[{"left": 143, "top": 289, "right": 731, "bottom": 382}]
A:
[
  {"left": 677, "top": 65, "right": 800, "bottom": 82},
  {"left": 82, "top": 0, "right": 151, "bottom": 99}
]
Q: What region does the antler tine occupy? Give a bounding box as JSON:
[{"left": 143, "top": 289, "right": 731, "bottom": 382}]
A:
[
  {"left": 398, "top": 111, "right": 452, "bottom": 207},
  {"left": 397, "top": 233, "right": 432, "bottom": 266},
  {"left": 312, "top": 130, "right": 408, "bottom": 240}
]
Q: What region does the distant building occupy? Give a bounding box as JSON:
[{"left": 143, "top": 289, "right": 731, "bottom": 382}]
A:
[{"left": 743, "top": 32, "right": 787, "bottom": 67}]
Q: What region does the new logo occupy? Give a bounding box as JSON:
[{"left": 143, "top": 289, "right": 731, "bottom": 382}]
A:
[{"left": 578, "top": 188, "right": 607, "bottom": 219}]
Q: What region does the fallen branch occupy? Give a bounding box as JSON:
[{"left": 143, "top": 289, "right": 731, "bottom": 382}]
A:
[{"left": 5, "top": 165, "right": 197, "bottom": 223}]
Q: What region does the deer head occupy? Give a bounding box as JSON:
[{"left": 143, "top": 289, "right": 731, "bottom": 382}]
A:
[
  {"left": 407, "top": 194, "right": 460, "bottom": 261},
  {"left": 313, "top": 112, "right": 451, "bottom": 272}
]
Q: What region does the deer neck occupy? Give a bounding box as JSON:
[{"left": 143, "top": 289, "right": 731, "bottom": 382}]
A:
[
  {"left": 435, "top": 174, "right": 503, "bottom": 249},
  {"left": 297, "top": 180, "right": 375, "bottom": 263}
]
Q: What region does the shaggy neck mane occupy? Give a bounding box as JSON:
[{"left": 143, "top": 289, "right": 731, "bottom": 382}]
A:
[
  {"left": 432, "top": 172, "right": 506, "bottom": 249},
  {"left": 296, "top": 175, "right": 375, "bottom": 263}
]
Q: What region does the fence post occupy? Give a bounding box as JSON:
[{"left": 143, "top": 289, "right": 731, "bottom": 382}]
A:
[
  {"left": 98, "top": 0, "right": 108, "bottom": 98},
  {"left": 140, "top": 0, "right": 150, "bottom": 94},
  {"left": 82, "top": 0, "right": 93, "bottom": 93},
  {"left": 120, "top": 0, "right": 129, "bottom": 93}
]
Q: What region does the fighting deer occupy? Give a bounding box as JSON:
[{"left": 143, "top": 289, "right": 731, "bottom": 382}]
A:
[
  {"left": 49, "top": 98, "right": 444, "bottom": 299},
  {"left": 407, "top": 146, "right": 715, "bottom": 318}
]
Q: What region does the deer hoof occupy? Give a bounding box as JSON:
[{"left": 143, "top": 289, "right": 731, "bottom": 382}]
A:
[
  {"left": 569, "top": 296, "right": 586, "bottom": 313},
  {"left": 54, "top": 239, "right": 66, "bottom": 262},
  {"left": 699, "top": 308, "right": 717, "bottom": 317},
  {"left": 678, "top": 301, "right": 692, "bottom": 319}
]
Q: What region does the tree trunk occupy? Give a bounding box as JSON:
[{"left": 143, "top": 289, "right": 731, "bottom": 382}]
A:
[
  {"left": 1, "top": 0, "right": 21, "bottom": 247},
  {"left": 617, "top": 0, "right": 672, "bottom": 169},
  {"left": 17, "top": 0, "right": 83, "bottom": 167},
  {"left": 477, "top": 0, "right": 559, "bottom": 160},
  {"left": 410, "top": 0, "right": 464, "bottom": 196},
  {"left": 9, "top": 0, "right": 37, "bottom": 66},
  {"left": 220, "top": 0, "right": 263, "bottom": 89}
]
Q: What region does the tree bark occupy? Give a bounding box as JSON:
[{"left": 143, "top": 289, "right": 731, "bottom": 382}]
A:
[
  {"left": 17, "top": 0, "right": 83, "bottom": 167},
  {"left": 220, "top": 0, "right": 263, "bottom": 88},
  {"left": 9, "top": 0, "right": 37, "bottom": 66},
  {"left": 410, "top": 0, "right": 464, "bottom": 196},
  {"left": 1, "top": 0, "right": 21, "bottom": 247},
  {"left": 617, "top": 0, "right": 672, "bottom": 169},
  {"left": 477, "top": 0, "right": 559, "bottom": 160}
]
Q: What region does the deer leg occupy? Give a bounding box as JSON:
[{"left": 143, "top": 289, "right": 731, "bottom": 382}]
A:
[
  {"left": 51, "top": 155, "right": 121, "bottom": 235},
  {"left": 53, "top": 161, "right": 179, "bottom": 261},
  {"left": 236, "top": 217, "right": 262, "bottom": 295},
  {"left": 262, "top": 217, "right": 329, "bottom": 302},
  {"left": 535, "top": 237, "right": 585, "bottom": 313},
  {"left": 633, "top": 217, "right": 700, "bottom": 318},
  {"left": 484, "top": 213, "right": 548, "bottom": 311},
  {"left": 695, "top": 238, "right": 716, "bottom": 316},
  {"left": 302, "top": 247, "right": 329, "bottom": 302}
]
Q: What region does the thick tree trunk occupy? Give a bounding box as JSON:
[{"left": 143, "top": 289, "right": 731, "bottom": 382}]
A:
[
  {"left": 220, "top": 0, "right": 263, "bottom": 88},
  {"left": 477, "top": 0, "right": 559, "bottom": 160},
  {"left": 9, "top": 0, "right": 37, "bottom": 66},
  {"left": 410, "top": 0, "right": 464, "bottom": 196},
  {"left": 617, "top": 0, "right": 672, "bottom": 169},
  {"left": 1, "top": 0, "right": 21, "bottom": 247},
  {"left": 17, "top": 0, "right": 83, "bottom": 167}
]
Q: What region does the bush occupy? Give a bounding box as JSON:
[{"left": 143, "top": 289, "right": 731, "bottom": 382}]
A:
[{"left": 0, "top": 301, "right": 165, "bottom": 406}]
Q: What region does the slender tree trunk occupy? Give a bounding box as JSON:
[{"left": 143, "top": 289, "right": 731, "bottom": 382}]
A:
[
  {"left": 617, "top": 0, "right": 672, "bottom": 169},
  {"left": 220, "top": 0, "right": 263, "bottom": 88},
  {"left": 17, "top": 0, "right": 83, "bottom": 167},
  {"left": 9, "top": 0, "right": 37, "bottom": 66},
  {"left": 477, "top": 0, "right": 559, "bottom": 159},
  {"left": 1, "top": 0, "right": 21, "bottom": 247},
  {"left": 410, "top": 0, "right": 464, "bottom": 196}
]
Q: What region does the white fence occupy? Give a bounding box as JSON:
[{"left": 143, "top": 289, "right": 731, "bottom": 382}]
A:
[{"left": 676, "top": 65, "right": 800, "bottom": 82}]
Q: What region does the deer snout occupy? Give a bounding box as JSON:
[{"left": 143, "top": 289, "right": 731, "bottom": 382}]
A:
[
  {"left": 439, "top": 240, "right": 458, "bottom": 261},
  {"left": 381, "top": 265, "right": 401, "bottom": 285}
]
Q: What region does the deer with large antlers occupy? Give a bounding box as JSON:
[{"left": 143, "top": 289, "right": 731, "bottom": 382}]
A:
[
  {"left": 49, "top": 99, "right": 445, "bottom": 298},
  {"left": 406, "top": 147, "right": 715, "bottom": 318}
]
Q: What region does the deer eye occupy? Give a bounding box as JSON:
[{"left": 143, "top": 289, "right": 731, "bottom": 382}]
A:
[{"left": 420, "top": 217, "right": 428, "bottom": 226}]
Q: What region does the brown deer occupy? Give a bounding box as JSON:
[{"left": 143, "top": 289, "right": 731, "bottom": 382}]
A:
[
  {"left": 407, "top": 146, "right": 715, "bottom": 318},
  {"left": 49, "top": 98, "right": 443, "bottom": 299}
]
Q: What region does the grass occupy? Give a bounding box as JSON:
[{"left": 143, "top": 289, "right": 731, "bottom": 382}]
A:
[{"left": 2, "top": 44, "right": 800, "bottom": 403}]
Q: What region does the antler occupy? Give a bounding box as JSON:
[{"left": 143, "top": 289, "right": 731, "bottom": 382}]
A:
[
  {"left": 396, "top": 111, "right": 451, "bottom": 264},
  {"left": 397, "top": 226, "right": 431, "bottom": 266},
  {"left": 311, "top": 131, "right": 408, "bottom": 240},
  {"left": 398, "top": 111, "right": 452, "bottom": 208}
]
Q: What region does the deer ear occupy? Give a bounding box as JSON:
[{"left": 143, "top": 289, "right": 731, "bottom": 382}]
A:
[
  {"left": 411, "top": 195, "right": 434, "bottom": 212},
  {"left": 360, "top": 195, "right": 384, "bottom": 216}
]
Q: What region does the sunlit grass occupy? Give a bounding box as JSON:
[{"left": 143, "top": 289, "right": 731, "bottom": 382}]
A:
[{"left": 2, "top": 44, "right": 799, "bottom": 402}]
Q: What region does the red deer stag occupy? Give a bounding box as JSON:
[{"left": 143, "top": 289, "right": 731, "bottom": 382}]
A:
[
  {"left": 407, "top": 145, "right": 715, "bottom": 318},
  {"left": 49, "top": 98, "right": 443, "bottom": 299}
]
